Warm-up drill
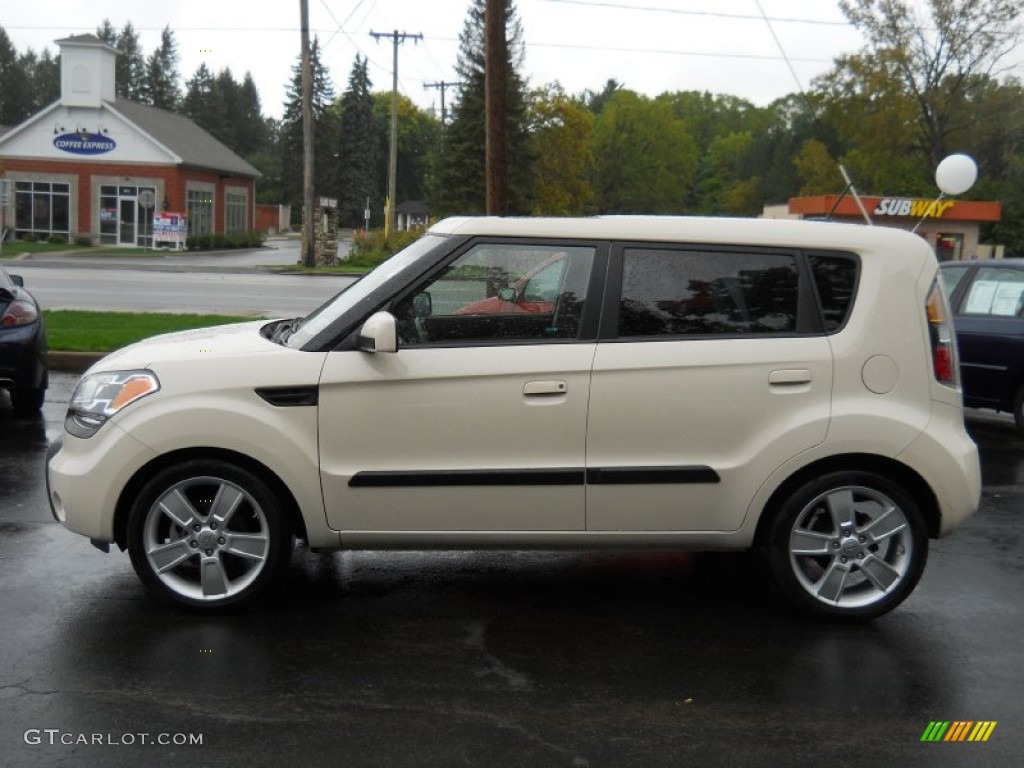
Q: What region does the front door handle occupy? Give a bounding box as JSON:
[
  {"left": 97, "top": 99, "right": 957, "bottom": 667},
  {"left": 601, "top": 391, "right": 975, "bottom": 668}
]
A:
[{"left": 523, "top": 380, "right": 568, "bottom": 396}]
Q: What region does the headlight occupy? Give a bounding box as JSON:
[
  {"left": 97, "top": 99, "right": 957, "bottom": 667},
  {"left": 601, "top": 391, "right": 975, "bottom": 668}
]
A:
[{"left": 66, "top": 370, "right": 160, "bottom": 438}]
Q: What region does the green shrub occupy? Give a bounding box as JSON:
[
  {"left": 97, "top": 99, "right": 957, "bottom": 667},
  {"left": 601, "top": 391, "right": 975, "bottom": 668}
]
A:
[
  {"left": 19, "top": 233, "right": 37, "bottom": 243},
  {"left": 74, "top": 235, "right": 93, "bottom": 247},
  {"left": 48, "top": 233, "right": 68, "bottom": 245},
  {"left": 346, "top": 228, "right": 423, "bottom": 268}
]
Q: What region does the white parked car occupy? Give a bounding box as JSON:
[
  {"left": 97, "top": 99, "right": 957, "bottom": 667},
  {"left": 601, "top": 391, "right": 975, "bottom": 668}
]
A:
[{"left": 47, "top": 216, "right": 980, "bottom": 619}]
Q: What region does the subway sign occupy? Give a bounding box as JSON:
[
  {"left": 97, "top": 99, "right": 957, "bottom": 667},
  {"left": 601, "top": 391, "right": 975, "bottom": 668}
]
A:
[
  {"left": 53, "top": 132, "right": 116, "bottom": 155},
  {"left": 873, "top": 198, "right": 955, "bottom": 218}
]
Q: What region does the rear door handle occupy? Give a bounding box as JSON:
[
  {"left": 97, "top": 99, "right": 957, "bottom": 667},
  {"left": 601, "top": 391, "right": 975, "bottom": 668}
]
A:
[
  {"left": 769, "top": 369, "right": 812, "bottom": 386},
  {"left": 523, "top": 380, "right": 568, "bottom": 396}
]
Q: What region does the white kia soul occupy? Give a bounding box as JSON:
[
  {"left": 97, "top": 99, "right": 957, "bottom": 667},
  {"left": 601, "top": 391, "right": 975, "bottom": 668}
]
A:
[{"left": 47, "top": 216, "right": 980, "bottom": 619}]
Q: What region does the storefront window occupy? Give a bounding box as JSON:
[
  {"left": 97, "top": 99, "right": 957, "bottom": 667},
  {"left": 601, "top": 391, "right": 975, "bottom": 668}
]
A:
[
  {"left": 187, "top": 189, "right": 213, "bottom": 236},
  {"left": 98, "top": 184, "right": 156, "bottom": 247},
  {"left": 937, "top": 233, "right": 963, "bottom": 262},
  {"left": 225, "top": 191, "right": 247, "bottom": 234},
  {"left": 14, "top": 181, "right": 70, "bottom": 240}
]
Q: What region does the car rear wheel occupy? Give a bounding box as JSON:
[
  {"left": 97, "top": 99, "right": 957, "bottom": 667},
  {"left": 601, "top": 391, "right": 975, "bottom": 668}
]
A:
[
  {"left": 127, "top": 460, "right": 292, "bottom": 609},
  {"left": 11, "top": 385, "right": 45, "bottom": 414},
  {"left": 1013, "top": 384, "right": 1024, "bottom": 432},
  {"left": 766, "top": 471, "right": 928, "bottom": 621}
]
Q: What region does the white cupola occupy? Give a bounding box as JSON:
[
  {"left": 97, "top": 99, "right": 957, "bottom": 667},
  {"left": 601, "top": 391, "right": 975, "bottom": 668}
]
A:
[{"left": 56, "top": 35, "right": 118, "bottom": 108}]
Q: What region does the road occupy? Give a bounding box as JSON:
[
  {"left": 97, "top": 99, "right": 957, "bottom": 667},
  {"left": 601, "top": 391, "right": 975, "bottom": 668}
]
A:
[
  {"left": 1, "top": 374, "right": 1022, "bottom": 767},
  {"left": 12, "top": 265, "right": 352, "bottom": 316},
  {"left": 6, "top": 239, "right": 356, "bottom": 316}
]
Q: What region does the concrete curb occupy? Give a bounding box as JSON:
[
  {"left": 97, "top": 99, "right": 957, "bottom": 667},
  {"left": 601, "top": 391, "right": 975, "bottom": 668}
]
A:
[{"left": 48, "top": 351, "right": 106, "bottom": 374}]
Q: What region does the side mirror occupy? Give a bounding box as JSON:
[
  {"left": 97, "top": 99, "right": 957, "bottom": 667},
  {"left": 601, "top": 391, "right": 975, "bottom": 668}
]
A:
[
  {"left": 412, "top": 292, "right": 432, "bottom": 318},
  {"left": 10, "top": 274, "right": 24, "bottom": 287},
  {"left": 357, "top": 311, "right": 398, "bottom": 354},
  {"left": 497, "top": 287, "right": 517, "bottom": 302}
]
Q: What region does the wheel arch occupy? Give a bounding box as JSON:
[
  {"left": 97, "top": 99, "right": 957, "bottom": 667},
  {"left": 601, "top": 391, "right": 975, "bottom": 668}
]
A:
[
  {"left": 752, "top": 453, "right": 942, "bottom": 548},
  {"left": 113, "top": 447, "right": 308, "bottom": 551}
]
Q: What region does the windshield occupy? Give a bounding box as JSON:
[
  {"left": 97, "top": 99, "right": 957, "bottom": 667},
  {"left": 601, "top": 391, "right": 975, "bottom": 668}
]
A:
[{"left": 285, "top": 234, "right": 447, "bottom": 349}]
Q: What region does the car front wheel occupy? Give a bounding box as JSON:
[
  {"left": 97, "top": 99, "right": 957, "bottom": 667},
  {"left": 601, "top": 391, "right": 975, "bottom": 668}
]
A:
[
  {"left": 127, "top": 460, "right": 292, "bottom": 609},
  {"left": 766, "top": 471, "right": 928, "bottom": 620}
]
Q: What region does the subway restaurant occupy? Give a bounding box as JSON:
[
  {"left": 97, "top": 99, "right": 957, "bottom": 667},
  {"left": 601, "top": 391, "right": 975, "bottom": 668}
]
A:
[
  {"left": 778, "top": 195, "right": 1003, "bottom": 261},
  {"left": 0, "top": 34, "right": 258, "bottom": 247}
]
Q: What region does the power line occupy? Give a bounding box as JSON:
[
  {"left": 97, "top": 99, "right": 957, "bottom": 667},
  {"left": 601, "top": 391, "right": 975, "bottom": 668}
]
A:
[{"left": 540, "top": 0, "right": 852, "bottom": 27}]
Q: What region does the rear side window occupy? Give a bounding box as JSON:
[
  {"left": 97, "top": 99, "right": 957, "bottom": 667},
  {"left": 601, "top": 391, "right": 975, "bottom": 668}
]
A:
[
  {"left": 618, "top": 248, "right": 799, "bottom": 337},
  {"left": 961, "top": 267, "right": 1024, "bottom": 317},
  {"left": 807, "top": 253, "right": 858, "bottom": 332}
]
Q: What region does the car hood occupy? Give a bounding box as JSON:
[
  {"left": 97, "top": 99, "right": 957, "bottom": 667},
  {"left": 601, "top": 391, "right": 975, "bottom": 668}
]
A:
[{"left": 88, "top": 320, "right": 284, "bottom": 372}]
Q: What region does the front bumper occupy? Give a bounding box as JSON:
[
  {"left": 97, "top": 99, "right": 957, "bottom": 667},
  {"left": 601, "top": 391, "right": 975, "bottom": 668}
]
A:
[{"left": 46, "top": 423, "right": 158, "bottom": 544}]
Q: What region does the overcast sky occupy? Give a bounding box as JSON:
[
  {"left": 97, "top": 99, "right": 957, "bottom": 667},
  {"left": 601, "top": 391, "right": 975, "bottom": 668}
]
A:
[{"left": 5, "top": 0, "right": 1012, "bottom": 121}]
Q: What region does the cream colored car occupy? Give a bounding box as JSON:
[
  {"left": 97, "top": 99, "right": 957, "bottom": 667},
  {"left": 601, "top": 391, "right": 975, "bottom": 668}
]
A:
[{"left": 47, "top": 217, "right": 980, "bottom": 619}]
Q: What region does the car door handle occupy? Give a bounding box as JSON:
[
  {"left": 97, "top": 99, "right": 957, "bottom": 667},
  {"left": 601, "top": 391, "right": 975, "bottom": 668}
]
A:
[
  {"left": 523, "top": 380, "right": 568, "bottom": 396},
  {"left": 769, "top": 369, "right": 813, "bottom": 387}
]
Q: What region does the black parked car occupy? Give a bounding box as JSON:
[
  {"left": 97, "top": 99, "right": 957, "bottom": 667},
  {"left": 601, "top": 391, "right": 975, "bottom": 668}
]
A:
[
  {"left": 941, "top": 259, "right": 1024, "bottom": 430},
  {"left": 0, "top": 265, "right": 48, "bottom": 414}
]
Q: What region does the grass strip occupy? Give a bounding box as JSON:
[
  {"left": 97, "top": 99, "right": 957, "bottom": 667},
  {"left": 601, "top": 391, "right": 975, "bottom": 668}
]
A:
[{"left": 43, "top": 310, "right": 260, "bottom": 353}]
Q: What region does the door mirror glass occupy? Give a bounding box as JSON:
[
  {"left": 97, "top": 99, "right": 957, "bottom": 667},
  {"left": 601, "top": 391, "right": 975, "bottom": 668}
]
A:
[
  {"left": 10, "top": 274, "right": 24, "bottom": 287},
  {"left": 412, "top": 292, "right": 432, "bottom": 318}
]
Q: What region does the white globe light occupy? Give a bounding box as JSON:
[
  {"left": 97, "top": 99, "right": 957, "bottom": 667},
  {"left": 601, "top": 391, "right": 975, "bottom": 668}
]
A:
[{"left": 935, "top": 154, "right": 977, "bottom": 195}]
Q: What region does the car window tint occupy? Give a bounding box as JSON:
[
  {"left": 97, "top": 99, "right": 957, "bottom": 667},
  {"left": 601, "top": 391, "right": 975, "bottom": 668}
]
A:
[
  {"left": 808, "top": 253, "right": 858, "bottom": 332},
  {"left": 618, "top": 248, "right": 798, "bottom": 337},
  {"left": 962, "top": 267, "right": 1024, "bottom": 317},
  {"left": 394, "top": 244, "right": 595, "bottom": 345},
  {"left": 941, "top": 265, "right": 971, "bottom": 299}
]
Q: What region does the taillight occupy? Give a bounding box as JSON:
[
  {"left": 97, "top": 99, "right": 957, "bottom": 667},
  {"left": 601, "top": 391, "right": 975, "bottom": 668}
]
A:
[
  {"left": 926, "top": 280, "right": 958, "bottom": 387},
  {"left": 1, "top": 299, "right": 39, "bottom": 327}
]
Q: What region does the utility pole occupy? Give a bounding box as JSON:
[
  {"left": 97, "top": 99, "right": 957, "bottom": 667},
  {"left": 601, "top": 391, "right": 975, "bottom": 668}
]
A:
[
  {"left": 300, "top": 0, "right": 315, "bottom": 267},
  {"left": 485, "top": 0, "right": 507, "bottom": 216},
  {"left": 424, "top": 80, "right": 460, "bottom": 153},
  {"left": 370, "top": 30, "right": 422, "bottom": 241}
]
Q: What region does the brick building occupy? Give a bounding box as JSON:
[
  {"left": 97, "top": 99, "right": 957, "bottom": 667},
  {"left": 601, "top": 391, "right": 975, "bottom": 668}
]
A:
[{"left": 0, "top": 35, "right": 259, "bottom": 247}]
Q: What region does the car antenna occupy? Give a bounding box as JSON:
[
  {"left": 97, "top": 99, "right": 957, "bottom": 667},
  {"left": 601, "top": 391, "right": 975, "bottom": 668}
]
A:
[
  {"left": 754, "top": 1, "right": 873, "bottom": 227},
  {"left": 828, "top": 165, "right": 874, "bottom": 226}
]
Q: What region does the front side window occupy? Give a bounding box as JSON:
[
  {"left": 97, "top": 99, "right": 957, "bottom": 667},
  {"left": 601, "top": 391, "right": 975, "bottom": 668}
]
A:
[
  {"left": 618, "top": 248, "right": 799, "bottom": 337},
  {"left": 393, "top": 243, "right": 596, "bottom": 345},
  {"left": 962, "top": 267, "right": 1024, "bottom": 318}
]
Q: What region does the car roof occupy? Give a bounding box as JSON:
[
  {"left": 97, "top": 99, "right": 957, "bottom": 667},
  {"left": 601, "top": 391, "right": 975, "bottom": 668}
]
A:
[
  {"left": 428, "top": 215, "right": 935, "bottom": 257},
  {"left": 941, "top": 258, "right": 1024, "bottom": 267}
]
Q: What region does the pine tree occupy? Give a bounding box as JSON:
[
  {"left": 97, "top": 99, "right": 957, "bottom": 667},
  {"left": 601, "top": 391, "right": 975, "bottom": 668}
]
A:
[
  {"left": 337, "top": 55, "right": 379, "bottom": 227},
  {"left": 432, "top": 0, "right": 533, "bottom": 215},
  {"left": 183, "top": 63, "right": 221, "bottom": 135},
  {"left": 0, "top": 26, "right": 33, "bottom": 125},
  {"left": 279, "top": 37, "right": 337, "bottom": 213},
  {"left": 115, "top": 23, "right": 146, "bottom": 100},
  {"left": 143, "top": 26, "right": 181, "bottom": 109}
]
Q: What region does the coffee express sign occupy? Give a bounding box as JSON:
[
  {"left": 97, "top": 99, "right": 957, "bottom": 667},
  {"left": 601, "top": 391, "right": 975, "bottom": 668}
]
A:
[
  {"left": 873, "top": 198, "right": 955, "bottom": 219},
  {"left": 53, "top": 132, "right": 116, "bottom": 156}
]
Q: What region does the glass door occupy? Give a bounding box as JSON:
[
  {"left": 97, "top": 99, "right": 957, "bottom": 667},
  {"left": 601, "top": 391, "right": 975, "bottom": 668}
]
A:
[{"left": 118, "top": 196, "right": 137, "bottom": 245}]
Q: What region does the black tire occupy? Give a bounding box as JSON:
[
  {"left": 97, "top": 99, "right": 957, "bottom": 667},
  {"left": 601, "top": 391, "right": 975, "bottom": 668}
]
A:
[
  {"left": 1013, "top": 385, "right": 1024, "bottom": 432},
  {"left": 11, "top": 386, "right": 45, "bottom": 415},
  {"left": 766, "top": 471, "right": 928, "bottom": 621},
  {"left": 127, "top": 460, "right": 293, "bottom": 610}
]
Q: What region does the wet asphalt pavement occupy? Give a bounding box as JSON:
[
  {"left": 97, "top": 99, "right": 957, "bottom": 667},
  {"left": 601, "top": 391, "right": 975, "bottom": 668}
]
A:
[{"left": 1, "top": 374, "right": 1022, "bottom": 767}]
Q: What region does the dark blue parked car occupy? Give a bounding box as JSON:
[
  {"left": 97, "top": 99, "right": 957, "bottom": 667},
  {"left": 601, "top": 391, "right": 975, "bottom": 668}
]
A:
[
  {"left": 941, "top": 259, "right": 1024, "bottom": 430},
  {"left": 0, "top": 265, "right": 48, "bottom": 414}
]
